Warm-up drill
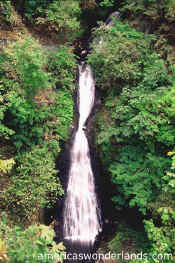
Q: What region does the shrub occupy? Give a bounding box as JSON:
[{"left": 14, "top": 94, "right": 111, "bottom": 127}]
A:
[
  {"left": 0, "top": 0, "right": 13, "bottom": 23},
  {"left": 49, "top": 89, "right": 74, "bottom": 140},
  {"left": 89, "top": 15, "right": 175, "bottom": 227},
  {"left": 0, "top": 213, "right": 65, "bottom": 263},
  {"left": 99, "top": 0, "right": 115, "bottom": 7},
  {"left": 47, "top": 45, "right": 77, "bottom": 90},
  {"left": 0, "top": 38, "right": 75, "bottom": 149},
  {"left": 90, "top": 19, "right": 175, "bottom": 261},
  {"left": 110, "top": 146, "right": 170, "bottom": 214},
  {"left": 108, "top": 224, "right": 149, "bottom": 263},
  {"left": 46, "top": 46, "right": 76, "bottom": 140},
  {"left": 5, "top": 37, "right": 50, "bottom": 99},
  {"left": 0, "top": 37, "right": 76, "bottom": 226},
  {"left": 0, "top": 158, "right": 15, "bottom": 174},
  {"left": 88, "top": 21, "right": 164, "bottom": 91},
  {"left": 2, "top": 144, "right": 63, "bottom": 224},
  {"left": 119, "top": 0, "right": 175, "bottom": 23},
  {"left": 7, "top": 99, "right": 50, "bottom": 149},
  {"left": 89, "top": 20, "right": 174, "bottom": 213},
  {"left": 38, "top": 0, "right": 81, "bottom": 38},
  {"left": 17, "top": 0, "right": 82, "bottom": 41},
  {"left": 0, "top": 37, "right": 50, "bottom": 148}
]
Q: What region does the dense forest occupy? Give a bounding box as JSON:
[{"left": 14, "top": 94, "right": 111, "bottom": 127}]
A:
[{"left": 1, "top": 0, "right": 175, "bottom": 262}]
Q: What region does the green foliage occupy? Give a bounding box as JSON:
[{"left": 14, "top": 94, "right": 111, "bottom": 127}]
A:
[
  {"left": 0, "top": 38, "right": 50, "bottom": 148},
  {"left": 90, "top": 18, "right": 175, "bottom": 261},
  {"left": 108, "top": 218, "right": 174, "bottom": 263},
  {"left": 38, "top": 0, "right": 81, "bottom": 36},
  {"left": 110, "top": 146, "right": 170, "bottom": 213},
  {"left": 119, "top": 0, "right": 175, "bottom": 52},
  {"left": 88, "top": 21, "right": 163, "bottom": 90},
  {"left": 0, "top": 158, "right": 15, "bottom": 174},
  {"left": 45, "top": 46, "right": 76, "bottom": 140},
  {"left": 0, "top": 60, "right": 15, "bottom": 140},
  {"left": 0, "top": 36, "right": 75, "bottom": 227},
  {"left": 47, "top": 45, "right": 77, "bottom": 89},
  {"left": 120, "top": 0, "right": 175, "bottom": 22},
  {"left": 0, "top": 0, "right": 13, "bottom": 23},
  {"left": 2, "top": 1, "right": 175, "bottom": 261},
  {"left": 108, "top": 224, "right": 149, "bottom": 263},
  {"left": 102, "top": 83, "right": 175, "bottom": 213},
  {"left": 51, "top": 89, "right": 74, "bottom": 140},
  {"left": 89, "top": 20, "right": 174, "bottom": 214},
  {"left": 164, "top": 152, "right": 175, "bottom": 195},
  {"left": 8, "top": 98, "right": 50, "bottom": 149},
  {"left": 99, "top": 0, "right": 115, "bottom": 7},
  {"left": 0, "top": 37, "right": 75, "bottom": 149},
  {"left": 141, "top": 219, "right": 175, "bottom": 263},
  {"left": 2, "top": 144, "right": 63, "bottom": 224},
  {"left": 6, "top": 38, "right": 50, "bottom": 99},
  {"left": 109, "top": 154, "right": 175, "bottom": 261},
  {"left": 0, "top": 213, "right": 65, "bottom": 263},
  {"left": 17, "top": 0, "right": 82, "bottom": 40},
  {"left": 109, "top": 224, "right": 138, "bottom": 253}
]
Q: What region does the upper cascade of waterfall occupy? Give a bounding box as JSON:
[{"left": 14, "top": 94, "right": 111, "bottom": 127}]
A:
[
  {"left": 105, "top": 11, "right": 120, "bottom": 27},
  {"left": 78, "top": 63, "right": 95, "bottom": 130}
]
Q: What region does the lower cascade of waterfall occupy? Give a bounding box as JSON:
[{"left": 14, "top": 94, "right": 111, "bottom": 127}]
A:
[{"left": 63, "top": 64, "right": 102, "bottom": 248}]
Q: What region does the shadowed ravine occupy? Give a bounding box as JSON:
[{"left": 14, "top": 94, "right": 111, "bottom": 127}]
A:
[{"left": 61, "top": 13, "right": 121, "bottom": 261}]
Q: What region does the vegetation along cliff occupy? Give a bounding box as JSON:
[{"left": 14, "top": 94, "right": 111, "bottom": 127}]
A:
[{"left": 0, "top": 0, "right": 175, "bottom": 262}]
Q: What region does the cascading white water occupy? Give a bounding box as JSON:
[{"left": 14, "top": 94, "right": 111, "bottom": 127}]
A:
[{"left": 63, "top": 64, "right": 101, "bottom": 247}]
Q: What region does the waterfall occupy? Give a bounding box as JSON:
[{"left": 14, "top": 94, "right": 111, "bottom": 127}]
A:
[
  {"left": 63, "top": 64, "right": 102, "bottom": 247},
  {"left": 62, "top": 11, "right": 120, "bottom": 250}
]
